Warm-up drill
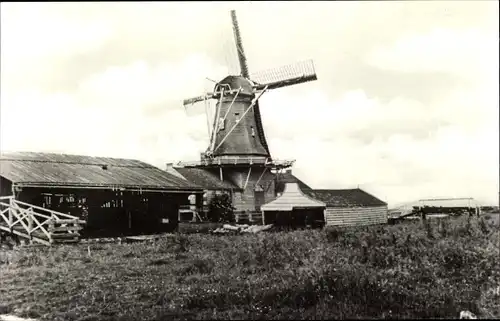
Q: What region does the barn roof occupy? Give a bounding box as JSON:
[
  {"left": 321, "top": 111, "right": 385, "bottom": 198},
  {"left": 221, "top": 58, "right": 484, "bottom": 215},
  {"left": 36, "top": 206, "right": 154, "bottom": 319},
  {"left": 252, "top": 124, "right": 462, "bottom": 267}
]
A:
[
  {"left": 261, "top": 183, "right": 325, "bottom": 211},
  {"left": 0, "top": 151, "right": 202, "bottom": 191},
  {"left": 172, "top": 167, "right": 239, "bottom": 190},
  {"left": 304, "top": 188, "right": 387, "bottom": 207}
]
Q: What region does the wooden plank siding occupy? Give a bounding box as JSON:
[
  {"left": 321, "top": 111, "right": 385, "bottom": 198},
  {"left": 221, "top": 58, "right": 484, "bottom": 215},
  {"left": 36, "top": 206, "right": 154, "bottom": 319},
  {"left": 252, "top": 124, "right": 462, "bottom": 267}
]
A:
[
  {"left": 324, "top": 205, "right": 388, "bottom": 227},
  {"left": 229, "top": 169, "right": 276, "bottom": 212}
]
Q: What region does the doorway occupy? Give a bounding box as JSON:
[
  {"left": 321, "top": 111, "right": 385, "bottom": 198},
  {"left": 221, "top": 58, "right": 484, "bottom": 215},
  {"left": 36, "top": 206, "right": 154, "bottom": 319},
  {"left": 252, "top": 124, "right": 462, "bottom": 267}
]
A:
[{"left": 254, "top": 190, "right": 265, "bottom": 211}]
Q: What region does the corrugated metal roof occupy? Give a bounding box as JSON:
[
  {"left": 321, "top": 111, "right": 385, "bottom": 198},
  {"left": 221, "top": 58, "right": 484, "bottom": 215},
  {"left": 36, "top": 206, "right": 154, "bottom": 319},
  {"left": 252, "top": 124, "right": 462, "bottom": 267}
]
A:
[
  {"left": 173, "top": 167, "right": 239, "bottom": 190},
  {"left": 304, "top": 188, "right": 387, "bottom": 207},
  {"left": 0, "top": 151, "right": 202, "bottom": 191},
  {"left": 261, "top": 183, "right": 325, "bottom": 211}
]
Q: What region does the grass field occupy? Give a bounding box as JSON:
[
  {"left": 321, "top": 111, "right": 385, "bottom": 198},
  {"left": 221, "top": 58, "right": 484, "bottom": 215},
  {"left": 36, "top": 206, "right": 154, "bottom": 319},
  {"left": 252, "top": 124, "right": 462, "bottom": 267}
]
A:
[{"left": 1, "top": 215, "right": 499, "bottom": 320}]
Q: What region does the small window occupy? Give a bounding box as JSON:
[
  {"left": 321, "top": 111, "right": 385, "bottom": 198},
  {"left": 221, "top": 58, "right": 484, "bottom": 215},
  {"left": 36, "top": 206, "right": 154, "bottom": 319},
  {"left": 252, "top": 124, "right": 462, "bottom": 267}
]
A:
[
  {"left": 235, "top": 112, "right": 240, "bottom": 122},
  {"left": 219, "top": 117, "right": 225, "bottom": 130},
  {"left": 251, "top": 126, "right": 255, "bottom": 137}
]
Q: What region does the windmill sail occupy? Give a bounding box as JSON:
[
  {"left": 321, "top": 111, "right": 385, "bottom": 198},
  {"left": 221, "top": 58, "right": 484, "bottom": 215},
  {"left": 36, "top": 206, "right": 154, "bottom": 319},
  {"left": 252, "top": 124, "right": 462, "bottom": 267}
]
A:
[
  {"left": 230, "top": 10, "right": 250, "bottom": 78},
  {"left": 183, "top": 93, "right": 214, "bottom": 107},
  {"left": 251, "top": 60, "right": 317, "bottom": 90}
]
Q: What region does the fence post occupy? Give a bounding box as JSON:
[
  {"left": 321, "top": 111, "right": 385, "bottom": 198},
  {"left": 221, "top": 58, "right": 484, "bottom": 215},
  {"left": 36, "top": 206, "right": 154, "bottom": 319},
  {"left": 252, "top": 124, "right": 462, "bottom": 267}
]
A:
[
  {"left": 48, "top": 218, "right": 55, "bottom": 244},
  {"left": 27, "top": 210, "right": 33, "bottom": 235},
  {"left": 248, "top": 211, "right": 252, "bottom": 223},
  {"left": 8, "top": 198, "right": 13, "bottom": 227}
]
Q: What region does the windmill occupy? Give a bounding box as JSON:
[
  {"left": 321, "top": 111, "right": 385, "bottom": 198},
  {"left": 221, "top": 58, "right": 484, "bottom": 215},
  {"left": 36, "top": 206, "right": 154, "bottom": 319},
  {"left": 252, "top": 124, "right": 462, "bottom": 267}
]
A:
[{"left": 177, "top": 9, "right": 318, "bottom": 213}]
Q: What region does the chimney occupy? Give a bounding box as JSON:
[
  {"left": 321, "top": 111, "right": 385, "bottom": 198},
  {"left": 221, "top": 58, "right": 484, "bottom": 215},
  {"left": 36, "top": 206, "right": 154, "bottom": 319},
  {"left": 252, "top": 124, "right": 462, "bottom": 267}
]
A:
[
  {"left": 166, "top": 163, "right": 174, "bottom": 172},
  {"left": 285, "top": 169, "right": 292, "bottom": 174}
]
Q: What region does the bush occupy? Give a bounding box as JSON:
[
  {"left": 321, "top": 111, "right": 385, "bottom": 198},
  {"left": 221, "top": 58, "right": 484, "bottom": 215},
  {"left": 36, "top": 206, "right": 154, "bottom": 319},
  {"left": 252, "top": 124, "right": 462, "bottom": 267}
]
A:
[{"left": 207, "top": 193, "right": 235, "bottom": 223}]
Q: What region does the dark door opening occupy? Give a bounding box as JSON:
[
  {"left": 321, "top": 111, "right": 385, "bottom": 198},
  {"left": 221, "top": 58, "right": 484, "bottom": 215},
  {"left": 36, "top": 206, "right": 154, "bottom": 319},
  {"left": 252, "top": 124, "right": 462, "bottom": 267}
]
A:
[{"left": 254, "top": 190, "right": 265, "bottom": 211}]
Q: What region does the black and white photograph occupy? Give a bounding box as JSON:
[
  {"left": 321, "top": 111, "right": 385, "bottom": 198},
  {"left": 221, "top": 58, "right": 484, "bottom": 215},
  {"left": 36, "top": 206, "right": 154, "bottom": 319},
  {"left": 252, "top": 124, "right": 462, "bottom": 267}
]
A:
[{"left": 0, "top": 1, "right": 498, "bottom": 320}]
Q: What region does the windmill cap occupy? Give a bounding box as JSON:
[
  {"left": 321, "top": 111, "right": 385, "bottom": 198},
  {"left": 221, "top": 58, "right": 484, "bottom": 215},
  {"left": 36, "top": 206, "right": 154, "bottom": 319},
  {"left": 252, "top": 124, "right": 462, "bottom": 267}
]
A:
[{"left": 216, "top": 75, "right": 254, "bottom": 96}]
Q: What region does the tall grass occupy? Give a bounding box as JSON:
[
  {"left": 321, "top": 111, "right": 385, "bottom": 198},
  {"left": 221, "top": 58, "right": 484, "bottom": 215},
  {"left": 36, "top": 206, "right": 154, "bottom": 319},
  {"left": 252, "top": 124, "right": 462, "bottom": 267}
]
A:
[{"left": 0, "top": 215, "right": 498, "bottom": 320}]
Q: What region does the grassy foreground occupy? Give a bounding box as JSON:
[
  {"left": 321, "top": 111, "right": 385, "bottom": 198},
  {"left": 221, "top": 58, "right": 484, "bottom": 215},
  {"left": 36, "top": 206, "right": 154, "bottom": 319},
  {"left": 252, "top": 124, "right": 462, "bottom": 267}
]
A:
[{"left": 0, "top": 216, "right": 499, "bottom": 320}]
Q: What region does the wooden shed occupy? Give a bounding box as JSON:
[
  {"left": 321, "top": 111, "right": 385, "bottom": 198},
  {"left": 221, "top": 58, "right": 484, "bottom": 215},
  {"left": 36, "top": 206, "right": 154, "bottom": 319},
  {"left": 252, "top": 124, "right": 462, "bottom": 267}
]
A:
[
  {"left": 0, "top": 152, "right": 203, "bottom": 237},
  {"left": 304, "top": 188, "right": 388, "bottom": 227}
]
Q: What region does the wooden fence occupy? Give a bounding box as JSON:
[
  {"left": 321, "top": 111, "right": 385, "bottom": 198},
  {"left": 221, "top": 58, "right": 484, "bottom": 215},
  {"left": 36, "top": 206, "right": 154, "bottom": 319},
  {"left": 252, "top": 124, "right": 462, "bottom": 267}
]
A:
[
  {"left": 0, "top": 196, "right": 86, "bottom": 245},
  {"left": 234, "top": 211, "right": 263, "bottom": 224}
]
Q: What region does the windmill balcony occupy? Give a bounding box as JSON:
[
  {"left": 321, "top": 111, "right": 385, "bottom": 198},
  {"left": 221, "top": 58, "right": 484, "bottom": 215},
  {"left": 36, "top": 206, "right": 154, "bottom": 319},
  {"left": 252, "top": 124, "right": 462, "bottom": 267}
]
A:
[{"left": 177, "top": 157, "right": 295, "bottom": 169}]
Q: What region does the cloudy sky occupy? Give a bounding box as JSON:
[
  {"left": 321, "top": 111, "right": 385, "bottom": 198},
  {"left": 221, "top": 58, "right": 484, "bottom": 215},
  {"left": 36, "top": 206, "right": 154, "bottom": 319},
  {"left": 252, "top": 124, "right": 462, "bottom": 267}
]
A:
[{"left": 1, "top": 1, "right": 498, "bottom": 206}]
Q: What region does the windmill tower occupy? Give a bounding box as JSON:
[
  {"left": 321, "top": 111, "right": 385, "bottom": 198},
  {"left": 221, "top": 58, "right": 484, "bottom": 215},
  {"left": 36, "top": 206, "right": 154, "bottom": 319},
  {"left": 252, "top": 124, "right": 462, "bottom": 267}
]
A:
[{"left": 177, "top": 9, "right": 318, "bottom": 214}]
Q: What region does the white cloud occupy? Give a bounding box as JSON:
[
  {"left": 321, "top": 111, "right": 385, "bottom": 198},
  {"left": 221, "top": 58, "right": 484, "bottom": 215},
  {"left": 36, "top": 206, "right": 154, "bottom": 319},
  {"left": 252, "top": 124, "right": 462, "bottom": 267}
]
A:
[
  {"left": 76, "top": 54, "right": 229, "bottom": 112},
  {"left": 0, "top": 3, "right": 113, "bottom": 63},
  {"left": 365, "top": 27, "right": 499, "bottom": 81}
]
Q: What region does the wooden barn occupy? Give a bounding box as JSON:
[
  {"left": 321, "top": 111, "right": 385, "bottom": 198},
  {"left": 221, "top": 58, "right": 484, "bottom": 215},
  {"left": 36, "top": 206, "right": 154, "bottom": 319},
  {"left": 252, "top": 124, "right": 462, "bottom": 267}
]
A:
[
  {"left": 304, "top": 188, "right": 388, "bottom": 227},
  {"left": 0, "top": 152, "right": 203, "bottom": 238}
]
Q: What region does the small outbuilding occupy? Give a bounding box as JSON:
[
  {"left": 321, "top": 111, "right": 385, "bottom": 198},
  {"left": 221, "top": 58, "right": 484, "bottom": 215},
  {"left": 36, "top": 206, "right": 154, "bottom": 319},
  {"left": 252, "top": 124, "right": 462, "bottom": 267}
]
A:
[
  {"left": 304, "top": 188, "right": 388, "bottom": 226},
  {"left": 261, "top": 182, "right": 326, "bottom": 228},
  {"left": 0, "top": 152, "right": 203, "bottom": 237}
]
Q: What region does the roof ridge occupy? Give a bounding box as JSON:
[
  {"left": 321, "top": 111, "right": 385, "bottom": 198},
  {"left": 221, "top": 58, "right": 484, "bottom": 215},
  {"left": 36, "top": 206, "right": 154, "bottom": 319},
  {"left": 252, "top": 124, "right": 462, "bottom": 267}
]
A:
[
  {"left": 304, "top": 188, "right": 387, "bottom": 207},
  {"left": 0, "top": 158, "right": 153, "bottom": 168},
  {"left": 0, "top": 151, "right": 150, "bottom": 163}
]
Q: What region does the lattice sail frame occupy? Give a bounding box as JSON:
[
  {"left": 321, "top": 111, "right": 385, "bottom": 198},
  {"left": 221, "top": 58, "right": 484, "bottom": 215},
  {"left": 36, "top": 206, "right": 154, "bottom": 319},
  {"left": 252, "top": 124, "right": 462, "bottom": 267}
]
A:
[{"left": 250, "top": 59, "right": 317, "bottom": 89}]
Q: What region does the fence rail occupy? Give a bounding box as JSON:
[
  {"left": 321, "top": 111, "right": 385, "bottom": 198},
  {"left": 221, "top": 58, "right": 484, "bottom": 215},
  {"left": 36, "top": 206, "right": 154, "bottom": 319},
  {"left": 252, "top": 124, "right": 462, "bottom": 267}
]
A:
[
  {"left": 0, "top": 196, "right": 85, "bottom": 245},
  {"left": 234, "top": 211, "right": 263, "bottom": 224}
]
